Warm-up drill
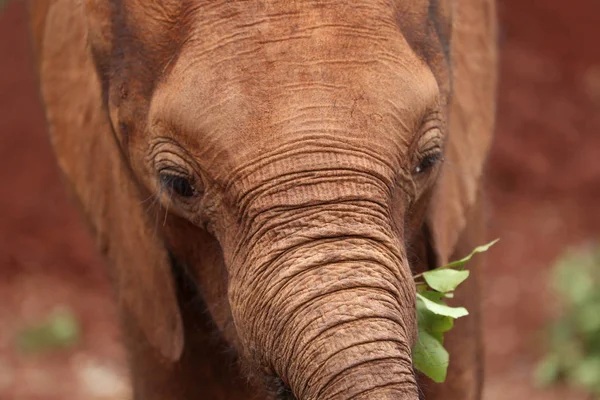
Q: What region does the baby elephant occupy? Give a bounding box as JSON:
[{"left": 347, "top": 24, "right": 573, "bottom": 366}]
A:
[{"left": 29, "top": 0, "right": 497, "bottom": 399}]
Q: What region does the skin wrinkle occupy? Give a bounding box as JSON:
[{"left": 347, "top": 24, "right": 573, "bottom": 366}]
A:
[
  {"left": 291, "top": 316, "right": 413, "bottom": 374},
  {"left": 232, "top": 209, "right": 402, "bottom": 287},
  {"left": 243, "top": 235, "right": 396, "bottom": 300},
  {"left": 293, "top": 323, "right": 414, "bottom": 398},
  {"left": 317, "top": 357, "right": 414, "bottom": 400},
  {"left": 234, "top": 165, "right": 394, "bottom": 211},
  {"left": 234, "top": 228, "right": 418, "bottom": 376},
  {"left": 230, "top": 195, "right": 394, "bottom": 262},
  {"left": 267, "top": 260, "right": 402, "bottom": 301},
  {"left": 347, "top": 381, "right": 417, "bottom": 400},
  {"left": 281, "top": 272, "right": 411, "bottom": 321},
  {"left": 265, "top": 270, "right": 405, "bottom": 328},
  {"left": 234, "top": 12, "right": 303, "bottom": 30},
  {"left": 154, "top": 52, "right": 426, "bottom": 174},
  {"left": 280, "top": 82, "right": 347, "bottom": 90},
  {"left": 155, "top": 1, "right": 438, "bottom": 154},
  {"left": 293, "top": 23, "right": 387, "bottom": 37},
  {"left": 251, "top": 222, "right": 399, "bottom": 269},
  {"left": 316, "top": 357, "right": 415, "bottom": 399},
  {"left": 288, "top": 315, "right": 409, "bottom": 364},
  {"left": 253, "top": 200, "right": 391, "bottom": 231},
  {"left": 231, "top": 252, "right": 412, "bottom": 352},
  {"left": 237, "top": 201, "right": 392, "bottom": 248},
  {"left": 323, "top": 373, "right": 416, "bottom": 400},
  {"left": 296, "top": 336, "right": 413, "bottom": 389},
  {"left": 253, "top": 229, "right": 403, "bottom": 275},
  {"left": 272, "top": 117, "right": 344, "bottom": 128},
  {"left": 268, "top": 291, "right": 407, "bottom": 355},
  {"left": 226, "top": 163, "right": 404, "bottom": 212},
  {"left": 244, "top": 231, "right": 397, "bottom": 278},
  {"left": 228, "top": 165, "right": 397, "bottom": 249},
  {"left": 257, "top": 34, "right": 314, "bottom": 44},
  {"left": 222, "top": 137, "right": 402, "bottom": 188},
  {"left": 237, "top": 238, "right": 406, "bottom": 313},
  {"left": 234, "top": 176, "right": 393, "bottom": 233},
  {"left": 183, "top": 31, "right": 254, "bottom": 61},
  {"left": 314, "top": 356, "right": 416, "bottom": 400},
  {"left": 230, "top": 234, "right": 418, "bottom": 396},
  {"left": 227, "top": 183, "right": 420, "bottom": 352}
]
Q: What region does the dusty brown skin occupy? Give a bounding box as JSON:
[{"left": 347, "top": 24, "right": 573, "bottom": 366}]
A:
[{"left": 28, "top": 1, "right": 497, "bottom": 399}]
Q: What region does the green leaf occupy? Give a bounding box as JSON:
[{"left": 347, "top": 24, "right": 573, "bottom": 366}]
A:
[
  {"left": 416, "top": 296, "right": 454, "bottom": 343},
  {"left": 17, "top": 307, "right": 80, "bottom": 354},
  {"left": 422, "top": 269, "right": 470, "bottom": 293},
  {"left": 419, "top": 290, "right": 445, "bottom": 302},
  {"left": 431, "top": 315, "right": 454, "bottom": 333},
  {"left": 417, "top": 293, "right": 469, "bottom": 319},
  {"left": 417, "top": 313, "right": 453, "bottom": 345},
  {"left": 413, "top": 330, "right": 449, "bottom": 383},
  {"left": 417, "top": 292, "right": 454, "bottom": 333},
  {"left": 443, "top": 239, "right": 499, "bottom": 269}
]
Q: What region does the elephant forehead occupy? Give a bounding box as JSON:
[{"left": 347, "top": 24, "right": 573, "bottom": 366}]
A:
[
  {"left": 146, "top": 1, "right": 443, "bottom": 174},
  {"left": 113, "top": 1, "right": 448, "bottom": 102}
]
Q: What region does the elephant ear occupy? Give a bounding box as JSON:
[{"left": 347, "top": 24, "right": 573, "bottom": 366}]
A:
[
  {"left": 427, "top": 0, "right": 498, "bottom": 265},
  {"left": 29, "top": 0, "right": 184, "bottom": 360}
]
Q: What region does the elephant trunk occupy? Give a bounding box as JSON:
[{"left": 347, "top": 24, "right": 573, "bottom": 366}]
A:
[
  {"left": 272, "top": 255, "right": 418, "bottom": 400},
  {"left": 232, "top": 222, "right": 419, "bottom": 399},
  {"left": 225, "top": 153, "right": 420, "bottom": 399}
]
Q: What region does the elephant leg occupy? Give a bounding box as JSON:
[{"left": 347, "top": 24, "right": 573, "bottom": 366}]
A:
[{"left": 420, "top": 190, "right": 486, "bottom": 400}]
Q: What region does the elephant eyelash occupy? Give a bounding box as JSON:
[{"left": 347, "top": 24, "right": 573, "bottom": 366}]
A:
[
  {"left": 413, "top": 152, "right": 443, "bottom": 175},
  {"left": 159, "top": 173, "right": 197, "bottom": 198}
]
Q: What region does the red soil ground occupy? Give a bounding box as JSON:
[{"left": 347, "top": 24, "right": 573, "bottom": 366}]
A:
[{"left": 1, "top": 1, "right": 600, "bottom": 399}]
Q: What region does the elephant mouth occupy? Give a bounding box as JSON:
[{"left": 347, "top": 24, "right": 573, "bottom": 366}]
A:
[
  {"left": 168, "top": 250, "right": 202, "bottom": 306},
  {"left": 269, "top": 376, "right": 296, "bottom": 400},
  {"left": 168, "top": 250, "right": 299, "bottom": 399}
]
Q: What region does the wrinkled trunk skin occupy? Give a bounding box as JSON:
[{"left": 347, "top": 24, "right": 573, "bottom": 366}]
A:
[
  {"left": 220, "top": 150, "right": 420, "bottom": 400},
  {"left": 235, "top": 227, "right": 419, "bottom": 400}
]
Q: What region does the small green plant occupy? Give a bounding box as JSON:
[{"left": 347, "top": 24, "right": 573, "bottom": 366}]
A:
[
  {"left": 535, "top": 245, "right": 600, "bottom": 398},
  {"left": 413, "top": 239, "right": 498, "bottom": 383},
  {"left": 16, "top": 306, "right": 81, "bottom": 354}
]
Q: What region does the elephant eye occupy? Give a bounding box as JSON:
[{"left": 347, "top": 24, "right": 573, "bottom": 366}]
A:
[
  {"left": 414, "top": 152, "right": 443, "bottom": 175},
  {"left": 160, "top": 173, "right": 196, "bottom": 198}
]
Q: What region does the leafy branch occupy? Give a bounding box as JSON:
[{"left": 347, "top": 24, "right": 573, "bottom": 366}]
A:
[{"left": 413, "top": 239, "right": 499, "bottom": 383}]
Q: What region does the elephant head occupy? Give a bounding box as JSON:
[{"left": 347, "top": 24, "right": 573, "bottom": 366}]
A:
[{"left": 30, "top": 0, "right": 497, "bottom": 399}]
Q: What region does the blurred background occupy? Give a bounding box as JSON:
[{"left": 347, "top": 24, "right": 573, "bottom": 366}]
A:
[{"left": 1, "top": 1, "right": 599, "bottom": 399}]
